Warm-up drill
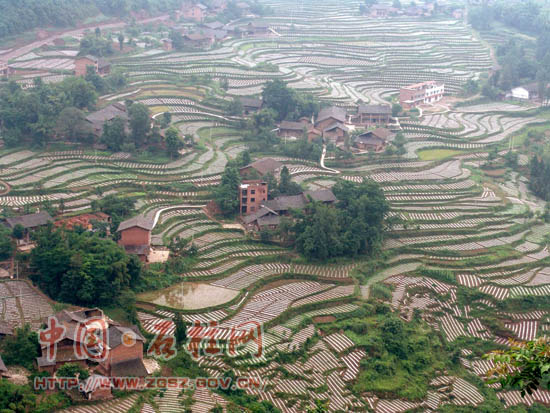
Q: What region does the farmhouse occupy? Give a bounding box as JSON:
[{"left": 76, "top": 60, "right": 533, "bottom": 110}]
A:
[
  {"left": 278, "top": 120, "right": 306, "bottom": 138},
  {"left": 55, "top": 212, "right": 111, "bottom": 232},
  {"left": 182, "top": 3, "right": 208, "bottom": 21},
  {"left": 183, "top": 33, "right": 214, "bottom": 49},
  {"left": 85, "top": 103, "right": 129, "bottom": 136},
  {"left": 74, "top": 55, "right": 111, "bottom": 77},
  {"left": 315, "top": 106, "right": 348, "bottom": 131},
  {"left": 242, "top": 189, "right": 337, "bottom": 231},
  {"left": 353, "top": 104, "right": 392, "bottom": 125},
  {"left": 246, "top": 22, "right": 271, "bottom": 36},
  {"left": 5, "top": 211, "right": 53, "bottom": 249},
  {"left": 323, "top": 123, "right": 349, "bottom": 146},
  {"left": 399, "top": 81, "right": 444, "bottom": 109},
  {"left": 0, "top": 62, "right": 14, "bottom": 78},
  {"left": 354, "top": 127, "right": 396, "bottom": 151},
  {"left": 161, "top": 38, "right": 173, "bottom": 51},
  {"left": 240, "top": 97, "right": 263, "bottom": 114},
  {"left": 239, "top": 180, "right": 268, "bottom": 215},
  {"left": 117, "top": 216, "right": 154, "bottom": 262},
  {"left": 240, "top": 157, "right": 282, "bottom": 178},
  {"left": 509, "top": 83, "right": 541, "bottom": 101}
]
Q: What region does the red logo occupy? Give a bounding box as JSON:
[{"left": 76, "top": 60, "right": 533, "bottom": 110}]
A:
[{"left": 39, "top": 316, "right": 66, "bottom": 362}]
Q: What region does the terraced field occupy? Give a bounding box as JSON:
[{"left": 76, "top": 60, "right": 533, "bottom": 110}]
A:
[{"left": 3, "top": 0, "right": 550, "bottom": 411}]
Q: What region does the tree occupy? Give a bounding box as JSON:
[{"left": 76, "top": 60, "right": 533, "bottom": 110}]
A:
[
  {"left": 225, "top": 98, "right": 243, "bottom": 116},
  {"left": 95, "top": 27, "right": 101, "bottom": 38},
  {"left": 56, "top": 363, "right": 90, "bottom": 381},
  {"left": 161, "top": 111, "right": 172, "bottom": 128},
  {"left": 101, "top": 117, "right": 127, "bottom": 151},
  {"left": 165, "top": 127, "right": 183, "bottom": 158},
  {"left": 391, "top": 103, "right": 402, "bottom": 117},
  {"left": 485, "top": 337, "right": 550, "bottom": 396},
  {"left": 12, "top": 224, "right": 24, "bottom": 240},
  {"left": 214, "top": 165, "right": 241, "bottom": 216},
  {"left": 62, "top": 76, "right": 97, "bottom": 109},
  {"left": 118, "top": 33, "right": 125, "bottom": 51},
  {"left": 56, "top": 107, "right": 93, "bottom": 143},
  {"left": 306, "top": 400, "right": 329, "bottom": 413},
  {"left": 174, "top": 313, "right": 187, "bottom": 346},
  {"left": 128, "top": 103, "right": 151, "bottom": 147},
  {"left": 262, "top": 79, "right": 296, "bottom": 121},
  {"left": 0, "top": 226, "right": 13, "bottom": 260},
  {"left": 1, "top": 324, "right": 40, "bottom": 369},
  {"left": 278, "top": 166, "right": 302, "bottom": 195}
]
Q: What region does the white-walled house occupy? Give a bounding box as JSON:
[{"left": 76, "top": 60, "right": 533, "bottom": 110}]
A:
[{"left": 509, "top": 83, "right": 538, "bottom": 101}]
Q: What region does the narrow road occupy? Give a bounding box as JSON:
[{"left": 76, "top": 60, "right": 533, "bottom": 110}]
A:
[{"left": 320, "top": 145, "right": 340, "bottom": 174}]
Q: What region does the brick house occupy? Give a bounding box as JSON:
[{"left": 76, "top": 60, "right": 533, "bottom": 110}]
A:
[
  {"left": 82, "top": 374, "right": 113, "bottom": 400},
  {"left": 55, "top": 212, "right": 111, "bottom": 233},
  {"left": 239, "top": 180, "right": 268, "bottom": 215},
  {"left": 246, "top": 22, "right": 271, "bottom": 36},
  {"left": 183, "top": 33, "right": 214, "bottom": 49},
  {"left": 74, "top": 55, "right": 111, "bottom": 77},
  {"left": 399, "top": 81, "right": 445, "bottom": 110},
  {"left": 182, "top": 3, "right": 208, "bottom": 21},
  {"left": 322, "top": 122, "right": 349, "bottom": 146},
  {"left": 36, "top": 308, "right": 146, "bottom": 382},
  {"left": 278, "top": 121, "right": 306, "bottom": 139},
  {"left": 239, "top": 97, "right": 262, "bottom": 115},
  {"left": 161, "top": 38, "right": 173, "bottom": 51},
  {"left": 239, "top": 158, "right": 282, "bottom": 178},
  {"left": 353, "top": 104, "right": 391, "bottom": 125},
  {"left": 117, "top": 216, "right": 154, "bottom": 262}
]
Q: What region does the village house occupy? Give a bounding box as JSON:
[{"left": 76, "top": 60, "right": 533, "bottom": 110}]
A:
[
  {"left": 183, "top": 33, "right": 214, "bottom": 49},
  {"left": 354, "top": 127, "right": 396, "bottom": 152},
  {"left": 209, "top": 0, "right": 227, "bottom": 13},
  {"left": 370, "top": 4, "right": 398, "bottom": 17},
  {"left": 240, "top": 97, "right": 263, "bottom": 115},
  {"left": 323, "top": 123, "right": 349, "bottom": 146},
  {"left": 508, "top": 83, "right": 546, "bottom": 101},
  {"left": 182, "top": 3, "right": 208, "bottom": 21},
  {"left": 278, "top": 120, "right": 306, "bottom": 139},
  {"left": 36, "top": 308, "right": 146, "bottom": 388},
  {"left": 117, "top": 216, "right": 154, "bottom": 262},
  {"left": 5, "top": 211, "right": 53, "bottom": 250},
  {"left": 0, "top": 62, "right": 14, "bottom": 78},
  {"left": 242, "top": 189, "right": 337, "bottom": 231},
  {"left": 239, "top": 180, "right": 268, "bottom": 215},
  {"left": 315, "top": 106, "right": 348, "bottom": 131},
  {"left": 74, "top": 55, "right": 111, "bottom": 77},
  {"left": 161, "top": 38, "right": 173, "bottom": 51},
  {"left": 54, "top": 212, "right": 111, "bottom": 233},
  {"left": 85, "top": 103, "right": 129, "bottom": 136},
  {"left": 52, "top": 38, "right": 66, "bottom": 47},
  {"left": 240, "top": 157, "right": 282, "bottom": 178},
  {"left": 82, "top": 374, "right": 113, "bottom": 400},
  {"left": 246, "top": 22, "right": 271, "bottom": 36},
  {"left": 399, "top": 81, "right": 445, "bottom": 110},
  {"left": 353, "top": 104, "right": 392, "bottom": 125},
  {"left": 202, "top": 21, "right": 225, "bottom": 30}
]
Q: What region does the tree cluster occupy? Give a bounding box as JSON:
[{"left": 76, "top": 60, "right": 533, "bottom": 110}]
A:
[
  {"left": 29, "top": 225, "right": 142, "bottom": 306},
  {"left": 293, "top": 179, "right": 389, "bottom": 260},
  {"left": 213, "top": 164, "right": 241, "bottom": 217},
  {"left": 528, "top": 155, "right": 550, "bottom": 200},
  {"left": 261, "top": 79, "right": 320, "bottom": 122}
]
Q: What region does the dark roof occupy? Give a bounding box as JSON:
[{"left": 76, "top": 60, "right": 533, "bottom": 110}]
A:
[
  {"left": 110, "top": 358, "right": 148, "bottom": 377},
  {"left": 55, "top": 308, "right": 104, "bottom": 324},
  {"left": 108, "top": 325, "right": 145, "bottom": 349},
  {"left": 240, "top": 158, "right": 282, "bottom": 176},
  {"left": 356, "top": 134, "right": 385, "bottom": 145},
  {"left": 78, "top": 55, "right": 98, "bottom": 63},
  {"left": 279, "top": 121, "right": 305, "bottom": 131},
  {"left": 239, "top": 97, "right": 262, "bottom": 108},
  {"left": 518, "top": 83, "right": 539, "bottom": 94},
  {"left": 0, "top": 355, "right": 6, "bottom": 372},
  {"left": 248, "top": 22, "right": 270, "bottom": 29},
  {"left": 5, "top": 211, "right": 52, "bottom": 229},
  {"left": 264, "top": 194, "right": 306, "bottom": 211},
  {"left": 86, "top": 103, "right": 128, "bottom": 126},
  {"left": 36, "top": 356, "right": 55, "bottom": 367},
  {"left": 372, "top": 127, "right": 395, "bottom": 140},
  {"left": 257, "top": 215, "right": 281, "bottom": 227},
  {"left": 358, "top": 104, "right": 391, "bottom": 115},
  {"left": 304, "top": 189, "right": 337, "bottom": 203},
  {"left": 185, "top": 33, "right": 212, "bottom": 41},
  {"left": 242, "top": 206, "right": 277, "bottom": 225},
  {"left": 323, "top": 122, "right": 349, "bottom": 133},
  {"left": 317, "top": 106, "right": 347, "bottom": 124},
  {"left": 117, "top": 216, "right": 154, "bottom": 232}
]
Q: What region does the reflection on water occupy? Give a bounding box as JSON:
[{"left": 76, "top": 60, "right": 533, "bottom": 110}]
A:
[{"left": 137, "top": 282, "right": 239, "bottom": 310}]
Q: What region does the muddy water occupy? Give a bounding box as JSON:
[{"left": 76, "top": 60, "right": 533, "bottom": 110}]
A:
[{"left": 137, "top": 282, "right": 239, "bottom": 310}]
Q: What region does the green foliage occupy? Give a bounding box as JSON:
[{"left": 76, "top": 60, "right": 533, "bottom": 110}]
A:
[
  {"left": 94, "top": 194, "right": 135, "bottom": 231},
  {"left": 213, "top": 165, "right": 241, "bottom": 217},
  {"left": 485, "top": 338, "right": 550, "bottom": 395},
  {"left": 174, "top": 313, "right": 187, "bottom": 346},
  {"left": 0, "top": 225, "right": 14, "bottom": 260},
  {"left": 29, "top": 225, "right": 142, "bottom": 306},
  {"left": 56, "top": 363, "right": 90, "bottom": 381},
  {"left": 128, "top": 102, "right": 151, "bottom": 148},
  {"left": 101, "top": 116, "right": 127, "bottom": 151},
  {"left": 261, "top": 80, "right": 319, "bottom": 122},
  {"left": 79, "top": 34, "right": 113, "bottom": 57},
  {"left": 224, "top": 98, "right": 243, "bottom": 116},
  {"left": 1, "top": 323, "right": 39, "bottom": 369},
  {"left": 294, "top": 179, "right": 389, "bottom": 260},
  {"left": 56, "top": 107, "right": 94, "bottom": 144},
  {"left": 391, "top": 103, "right": 402, "bottom": 117},
  {"left": 165, "top": 126, "right": 183, "bottom": 158},
  {"left": 278, "top": 166, "right": 302, "bottom": 195}
]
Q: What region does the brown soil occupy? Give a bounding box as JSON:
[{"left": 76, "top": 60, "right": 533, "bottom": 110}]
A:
[
  {"left": 484, "top": 169, "right": 506, "bottom": 177},
  {"left": 312, "top": 315, "right": 336, "bottom": 324}
]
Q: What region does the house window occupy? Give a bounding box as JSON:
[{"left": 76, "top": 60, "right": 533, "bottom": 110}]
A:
[
  {"left": 251, "top": 198, "right": 255, "bottom": 202},
  {"left": 251, "top": 190, "right": 256, "bottom": 194}
]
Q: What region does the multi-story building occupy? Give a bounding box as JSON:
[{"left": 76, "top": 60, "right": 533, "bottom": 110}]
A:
[
  {"left": 239, "top": 180, "right": 268, "bottom": 215},
  {"left": 399, "top": 81, "right": 445, "bottom": 109}
]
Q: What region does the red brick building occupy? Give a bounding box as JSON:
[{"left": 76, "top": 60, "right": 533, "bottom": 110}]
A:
[
  {"left": 182, "top": 3, "right": 207, "bottom": 21},
  {"left": 55, "top": 212, "right": 111, "bottom": 232},
  {"left": 117, "top": 216, "right": 154, "bottom": 262},
  {"left": 315, "top": 106, "right": 347, "bottom": 131},
  {"left": 239, "top": 180, "right": 268, "bottom": 215},
  {"left": 74, "top": 55, "right": 111, "bottom": 77}
]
